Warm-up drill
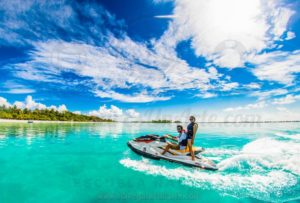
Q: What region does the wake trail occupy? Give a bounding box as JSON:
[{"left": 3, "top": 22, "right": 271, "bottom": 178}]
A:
[{"left": 121, "top": 136, "right": 300, "bottom": 202}]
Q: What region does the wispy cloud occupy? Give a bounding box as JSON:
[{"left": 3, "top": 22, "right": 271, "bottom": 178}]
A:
[
  {"left": 250, "top": 89, "right": 289, "bottom": 101},
  {"left": 0, "top": 0, "right": 124, "bottom": 46},
  {"left": 224, "top": 93, "right": 300, "bottom": 113},
  {"left": 1, "top": 0, "right": 299, "bottom": 106},
  {"left": 251, "top": 50, "right": 300, "bottom": 85},
  {"left": 223, "top": 101, "right": 267, "bottom": 112},
  {"left": 243, "top": 83, "right": 261, "bottom": 90},
  {"left": 272, "top": 94, "right": 300, "bottom": 105},
  {"left": 3, "top": 89, "right": 35, "bottom": 94},
  {"left": 196, "top": 92, "right": 217, "bottom": 99},
  {"left": 0, "top": 81, "right": 35, "bottom": 94},
  {"left": 8, "top": 36, "right": 240, "bottom": 102},
  {"left": 154, "top": 15, "right": 177, "bottom": 19},
  {"left": 94, "top": 90, "right": 171, "bottom": 103},
  {"left": 1, "top": 0, "right": 244, "bottom": 103}
]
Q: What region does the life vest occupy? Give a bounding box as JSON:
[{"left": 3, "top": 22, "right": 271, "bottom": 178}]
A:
[
  {"left": 187, "top": 122, "right": 196, "bottom": 138},
  {"left": 178, "top": 129, "right": 188, "bottom": 147}
]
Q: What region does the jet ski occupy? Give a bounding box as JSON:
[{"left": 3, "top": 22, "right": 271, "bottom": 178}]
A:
[{"left": 127, "top": 134, "right": 218, "bottom": 171}]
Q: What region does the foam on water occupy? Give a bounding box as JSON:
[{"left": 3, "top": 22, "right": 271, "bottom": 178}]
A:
[
  {"left": 121, "top": 137, "right": 300, "bottom": 202},
  {"left": 204, "top": 148, "right": 239, "bottom": 156},
  {"left": 120, "top": 158, "right": 298, "bottom": 202},
  {"left": 218, "top": 137, "right": 300, "bottom": 175},
  {"left": 275, "top": 132, "right": 300, "bottom": 140}
]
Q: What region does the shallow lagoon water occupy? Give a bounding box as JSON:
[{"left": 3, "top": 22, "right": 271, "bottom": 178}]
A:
[{"left": 0, "top": 122, "right": 299, "bottom": 203}]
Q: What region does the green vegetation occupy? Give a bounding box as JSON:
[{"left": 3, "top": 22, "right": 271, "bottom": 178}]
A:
[
  {"left": 174, "top": 120, "right": 181, "bottom": 123},
  {"left": 151, "top": 119, "right": 172, "bottom": 123},
  {"left": 0, "top": 105, "right": 113, "bottom": 122}
]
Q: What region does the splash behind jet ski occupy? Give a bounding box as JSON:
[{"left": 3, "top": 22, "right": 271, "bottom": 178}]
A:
[{"left": 127, "top": 135, "right": 218, "bottom": 171}]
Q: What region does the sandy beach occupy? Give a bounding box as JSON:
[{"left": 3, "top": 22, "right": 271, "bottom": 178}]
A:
[{"left": 0, "top": 119, "right": 100, "bottom": 123}]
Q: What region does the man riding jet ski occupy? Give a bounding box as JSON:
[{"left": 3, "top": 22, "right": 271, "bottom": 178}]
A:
[
  {"left": 161, "top": 125, "right": 193, "bottom": 157},
  {"left": 127, "top": 125, "right": 218, "bottom": 170}
]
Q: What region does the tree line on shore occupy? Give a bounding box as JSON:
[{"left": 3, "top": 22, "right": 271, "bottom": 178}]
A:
[{"left": 0, "top": 105, "right": 113, "bottom": 122}]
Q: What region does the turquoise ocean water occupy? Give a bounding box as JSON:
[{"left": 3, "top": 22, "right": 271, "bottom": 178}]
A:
[{"left": 0, "top": 122, "right": 299, "bottom": 203}]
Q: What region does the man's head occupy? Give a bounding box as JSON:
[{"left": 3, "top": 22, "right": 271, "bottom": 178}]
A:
[
  {"left": 177, "top": 125, "right": 183, "bottom": 133},
  {"left": 189, "top": 116, "right": 196, "bottom": 123}
]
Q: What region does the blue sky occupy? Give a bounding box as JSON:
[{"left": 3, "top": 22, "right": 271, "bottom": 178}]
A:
[{"left": 0, "top": 0, "right": 300, "bottom": 121}]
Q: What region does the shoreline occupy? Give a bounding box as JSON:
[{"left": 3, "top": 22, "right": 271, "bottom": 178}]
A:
[
  {"left": 1, "top": 119, "right": 300, "bottom": 124},
  {"left": 0, "top": 119, "right": 112, "bottom": 124}
]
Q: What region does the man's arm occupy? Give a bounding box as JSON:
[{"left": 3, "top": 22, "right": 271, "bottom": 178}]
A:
[{"left": 163, "top": 134, "right": 178, "bottom": 141}]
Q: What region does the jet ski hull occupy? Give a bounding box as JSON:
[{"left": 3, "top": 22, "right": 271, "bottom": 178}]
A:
[
  {"left": 127, "top": 141, "right": 161, "bottom": 160},
  {"left": 127, "top": 136, "right": 218, "bottom": 171}
]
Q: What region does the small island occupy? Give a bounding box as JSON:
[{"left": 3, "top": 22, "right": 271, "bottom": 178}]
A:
[
  {"left": 0, "top": 105, "right": 113, "bottom": 122},
  {"left": 129, "top": 120, "right": 181, "bottom": 123},
  {"left": 150, "top": 120, "right": 172, "bottom": 123}
]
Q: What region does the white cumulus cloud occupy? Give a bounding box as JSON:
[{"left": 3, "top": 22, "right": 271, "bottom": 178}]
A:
[
  {"left": 0, "top": 97, "right": 11, "bottom": 107},
  {"left": 57, "top": 104, "right": 67, "bottom": 112},
  {"left": 0, "top": 95, "right": 68, "bottom": 112},
  {"left": 88, "top": 104, "right": 140, "bottom": 120},
  {"left": 89, "top": 105, "right": 123, "bottom": 119},
  {"left": 14, "top": 96, "right": 47, "bottom": 110},
  {"left": 285, "top": 31, "right": 296, "bottom": 40},
  {"left": 126, "top": 109, "right": 140, "bottom": 118}
]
